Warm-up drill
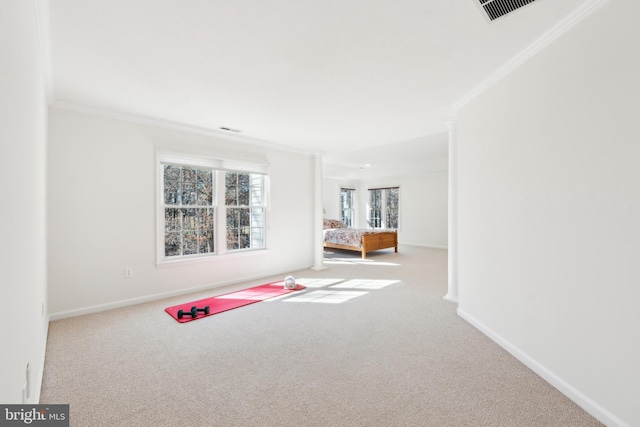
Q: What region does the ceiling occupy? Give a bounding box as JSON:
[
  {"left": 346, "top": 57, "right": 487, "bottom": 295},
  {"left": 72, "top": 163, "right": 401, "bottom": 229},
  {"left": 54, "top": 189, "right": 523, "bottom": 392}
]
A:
[{"left": 48, "top": 0, "right": 587, "bottom": 175}]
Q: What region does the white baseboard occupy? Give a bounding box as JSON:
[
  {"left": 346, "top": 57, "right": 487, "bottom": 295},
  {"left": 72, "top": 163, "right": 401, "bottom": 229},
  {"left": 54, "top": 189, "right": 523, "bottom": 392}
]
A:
[
  {"left": 400, "top": 242, "right": 448, "bottom": 250},
  {"left": 457, "top": 308, "right": 629, "bottom": 427},
  {"left": 34, "top": 314, "right": 49, "bottom": 404},
  {"left": 49, "top": 264, "right": 312, "bottom": 321}
]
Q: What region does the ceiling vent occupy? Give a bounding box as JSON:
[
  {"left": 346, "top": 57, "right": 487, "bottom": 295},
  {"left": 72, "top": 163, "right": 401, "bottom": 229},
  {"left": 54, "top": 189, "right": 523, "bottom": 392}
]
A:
[{"left": 478, "top": 0, "right": 537, "bottom": 21}]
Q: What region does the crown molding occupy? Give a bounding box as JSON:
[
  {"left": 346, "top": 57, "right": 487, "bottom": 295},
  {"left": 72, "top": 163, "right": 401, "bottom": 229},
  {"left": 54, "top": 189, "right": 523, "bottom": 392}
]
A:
[
  {"left": 51, "top": 100, "right": 314, "bottom": 156},
  {"left": 453, "top": 0, "right": 610, "bottom": 111}
]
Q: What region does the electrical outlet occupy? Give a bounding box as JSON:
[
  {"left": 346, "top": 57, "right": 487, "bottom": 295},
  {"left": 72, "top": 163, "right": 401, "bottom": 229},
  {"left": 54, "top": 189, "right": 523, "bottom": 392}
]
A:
[{"left": 125, "top": 268, "right": 133, "bottom": 278}]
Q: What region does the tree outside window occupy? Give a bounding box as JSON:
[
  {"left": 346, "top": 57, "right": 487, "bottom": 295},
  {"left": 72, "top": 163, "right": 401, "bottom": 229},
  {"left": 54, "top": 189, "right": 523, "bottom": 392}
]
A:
[
  {"left": 340, "top": 188, "right": 355, "bottom": 227},
  {"left": 163, "top": 165, "right": 214, "bottom": 257},
  {"left": 225, "top": 171, "right": 265, "bottom": 251},
  {"left": 368, "top": 187, "right": 399, "bottom": 229},
  {"left": 160, "top": 160, "right": 267, "bottom": 261}
]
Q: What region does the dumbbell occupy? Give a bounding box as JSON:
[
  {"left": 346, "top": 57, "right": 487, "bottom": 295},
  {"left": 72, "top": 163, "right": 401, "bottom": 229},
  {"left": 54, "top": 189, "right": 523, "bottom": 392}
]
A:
[
  {"left": 196, "top": 306, "right": 210, "bottom": 315},
  {"left": 177, "top": 306, "right": 210, "bottom": 319},
  {"left": 177, "top": 306, "right": 197, "bottom": 319}
]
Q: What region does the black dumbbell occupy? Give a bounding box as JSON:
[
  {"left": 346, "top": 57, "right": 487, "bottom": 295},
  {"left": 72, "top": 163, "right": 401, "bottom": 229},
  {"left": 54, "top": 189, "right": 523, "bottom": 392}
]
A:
[
  {"left": 177, "top": 306, "right": 197, "bottom": 319},
  {"left": 196, "top": 306, "right": 210, "bottom": 315}
]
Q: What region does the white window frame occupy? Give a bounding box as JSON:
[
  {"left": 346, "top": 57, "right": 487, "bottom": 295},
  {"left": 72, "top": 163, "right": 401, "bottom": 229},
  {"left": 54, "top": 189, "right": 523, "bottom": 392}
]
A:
[
  {"left": 367, "top": 187, "right": 400, "bottom": 229},
  {"left": 224, "top": 171, "right": 267, "bottom": 253},
  {"left": 339, "top": 187, "right": 355, "bottom": 228},
  {"left": 161, "top": 163, "right": 216, "bottom": 259},
  {"left": 156, "top": 149, "right": 269, "bottom": 265}
]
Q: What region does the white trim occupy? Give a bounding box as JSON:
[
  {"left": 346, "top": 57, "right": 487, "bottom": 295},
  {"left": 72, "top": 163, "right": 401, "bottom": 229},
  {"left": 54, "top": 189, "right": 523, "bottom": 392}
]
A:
[
  {"left": 49, "top": 264, "right": 311, "bottom": 321},
  {"left": 453, "top": 0, "right": 610, "bottom": 110},
  {"left": 156, "top": 248, "right": 271, "bottom": 269},
  {"left": 156, "top": 150, "right": 270, "bottom": 263},
  {"left": 34, "top": 314, "right": 49, "bottom": 404},
  {"left": 158, "top": 153, "right": 223, "bottom": 170},
  {"left": 444, "top": 118, "right": 458, "bottom": 304},
  {"left": 52, "top": 100, "right": 312, "bottom": 156},
  {"left": 401, "top": 242, "right": 448, "bottom": 250},
  {"left": 457, "top": 308, "right": 631, "bottom": 427},
  {"left": 157, "top": 153, "right": 269, "bottom": 175},
  {"left": 312, "top": 152, "right": 327, "bottom": 271}
]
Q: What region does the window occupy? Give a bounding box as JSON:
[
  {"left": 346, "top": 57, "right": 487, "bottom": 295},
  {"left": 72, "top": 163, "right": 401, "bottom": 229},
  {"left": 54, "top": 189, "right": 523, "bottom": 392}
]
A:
[
  {"left": 163, "top": 165, "right": 215, "bottom": 257},
  {"left": 158, "top": 155, "right": 268, "bottom": 262},
  {"left": 339, "top": 188, "right": 355, "bottom": 227},
  {"left": 368, "top": 187, "right": 399, "bottom": 229},
  {"left": 225, "top": 171, "right": 265, "bottom": 251}
]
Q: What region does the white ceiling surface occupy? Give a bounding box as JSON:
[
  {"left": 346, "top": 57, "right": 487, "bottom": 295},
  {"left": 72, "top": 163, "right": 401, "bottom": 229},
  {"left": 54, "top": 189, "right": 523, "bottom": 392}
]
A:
[{"left": 50, "top": 0, "right": 586, "bottom": 174}]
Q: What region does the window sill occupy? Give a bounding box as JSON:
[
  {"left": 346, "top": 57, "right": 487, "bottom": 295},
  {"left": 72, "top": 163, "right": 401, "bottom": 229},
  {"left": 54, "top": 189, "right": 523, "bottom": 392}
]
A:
[{"left": 156, "top": 248, "right": 271, "bottom": 269}]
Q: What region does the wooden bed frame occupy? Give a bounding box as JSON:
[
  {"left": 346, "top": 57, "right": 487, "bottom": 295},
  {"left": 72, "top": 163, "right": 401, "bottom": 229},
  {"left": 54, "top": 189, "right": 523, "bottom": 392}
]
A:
[{"left": 324, "top": 231, "right": 398, "bottom": 259}]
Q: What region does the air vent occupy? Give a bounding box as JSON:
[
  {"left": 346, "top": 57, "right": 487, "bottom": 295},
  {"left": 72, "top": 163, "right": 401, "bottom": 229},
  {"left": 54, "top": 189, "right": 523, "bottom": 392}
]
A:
[
  {"left": 479, "top": 0, "right": 537, "bottom": 21},
  {"left": 219, "top": 126, "right": 242, "bottom": 133}
]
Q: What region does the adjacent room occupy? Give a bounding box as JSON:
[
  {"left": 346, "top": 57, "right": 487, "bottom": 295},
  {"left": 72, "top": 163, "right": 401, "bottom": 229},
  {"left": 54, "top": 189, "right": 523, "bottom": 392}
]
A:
[{"left": 2, "top": 0, "right": 638, "bottom": 425}]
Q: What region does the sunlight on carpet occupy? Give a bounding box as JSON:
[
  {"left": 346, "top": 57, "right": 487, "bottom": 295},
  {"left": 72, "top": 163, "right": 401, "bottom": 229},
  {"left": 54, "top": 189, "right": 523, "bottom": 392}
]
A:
[
  {"left": 284, "top": 290, "right": 368, "bottom": 304},
  {"left": 330, "top": 279, "right": 400, "bottom": 289},
  {"left": 296, "top": 278, "right": 345, "bottom": 287}
]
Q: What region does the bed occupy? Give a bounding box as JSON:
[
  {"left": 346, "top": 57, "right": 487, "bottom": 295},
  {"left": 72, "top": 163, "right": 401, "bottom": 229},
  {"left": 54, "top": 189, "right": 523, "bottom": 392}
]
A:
[{"left": 323, "top": 219, "right": 398, "bottom": 259}]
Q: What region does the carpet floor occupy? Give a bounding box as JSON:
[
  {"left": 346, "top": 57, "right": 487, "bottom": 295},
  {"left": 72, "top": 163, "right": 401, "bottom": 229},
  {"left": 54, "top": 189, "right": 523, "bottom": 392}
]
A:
[{"left": 40, "top": 245, "right": 603, "bottom": 426}]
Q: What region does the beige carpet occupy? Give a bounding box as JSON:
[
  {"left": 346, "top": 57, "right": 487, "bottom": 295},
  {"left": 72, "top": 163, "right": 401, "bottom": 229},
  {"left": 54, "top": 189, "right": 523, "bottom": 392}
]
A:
[{"left": 40, "top": 245, "right": 602, "bottom": 426}]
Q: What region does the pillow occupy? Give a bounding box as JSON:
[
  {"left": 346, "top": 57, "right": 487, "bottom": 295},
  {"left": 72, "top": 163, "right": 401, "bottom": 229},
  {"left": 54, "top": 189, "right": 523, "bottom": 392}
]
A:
[{"left": 323, "top": 219, "right": 347, "bottom": 229}]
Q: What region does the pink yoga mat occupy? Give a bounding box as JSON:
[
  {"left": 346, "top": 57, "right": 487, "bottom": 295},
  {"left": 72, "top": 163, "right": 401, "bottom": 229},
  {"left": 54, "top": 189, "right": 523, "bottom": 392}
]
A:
[{"left": 165, "top": 281, "right": 305, "bottom": 323}]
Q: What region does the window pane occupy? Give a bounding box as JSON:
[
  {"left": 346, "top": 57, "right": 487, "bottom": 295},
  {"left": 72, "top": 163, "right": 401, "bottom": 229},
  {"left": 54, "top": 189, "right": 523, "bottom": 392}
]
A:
[
  {"left": 197, "top": 234, "right": 213, "bottom": 254},
  {"left": 182, "top": 167, "right": 196, "bottom": 182},
  {"left": 165, "top": 208, "right": 181, "bottom": 232},
  {"left": 164, "top": 165, "right": 181, "bottom": 181},
  {"left": 165, "top": 207, "right": 215, "bottom": 257},
  {"left": 195, "top": 208, "right": 214, "bottom": 254},
  {"left": 181, "top": 182, "right": 196, "bottom": 205},
  {"left": 165, "top": 180, "right": 180, "bottom": 205},
  {"left": 165, "top": 232, "right": 181, "bottom": 257},
  {"left": 251, "top": 175, "right": 263, "bottom": 205},
  {"left": 224, "top": 174, "right": 265, "bottom": 252},
  {"left": 183, "top": 208, "right": 197, "bottom": 230},
  {"left": 165, "top": 165, "right": 214, "bottom": 207},
  {"left": 225, "top": 172, "right": 237, "bottom": 205},
  {"left": 196, "top": 169, "right": 213, "bottom": 205},
  {"left": 368, "top": 187, "right": 399, "bottom": 229},
  {"left": 226, "top": 228, "right": 239, "bottom": 250},
  {"left": 239, "top": 208, "right": 250, "bottom": 227},
  {"left": 240, "top": 233, "right": 250, "bottom": 249},
  {"left": 226, "top": 208, "right": 238, "bottom": 228},
  {"left": 386, "top": 188, "right": 399, "bottom": 228},
  {"left": 340, "top": 188, "right": 354, "bottom": 227},
  {"left": 162, "top": 163, "right": 217, "bottom": 258},
  {"left": 238, "top": 183, "right": 250, "bottom": 206},
  {"left": 238, "top": 173, "right": 250, "bottom": 188},
  {"left": 183, "top": 232, "right": 197, "bottom": 255},
  {"left": 251, "top": 208, "right": 264, "bottom": 228},
  {"left": 369, "top": 189, "right": 382, "bottom": 228}
]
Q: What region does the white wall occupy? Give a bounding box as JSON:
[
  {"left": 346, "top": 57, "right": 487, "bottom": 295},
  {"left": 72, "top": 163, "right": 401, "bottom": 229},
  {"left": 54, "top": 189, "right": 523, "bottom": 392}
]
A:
[
  {"left": 0, "top": 0, "right": 49, "bottom": 404},
  {"left": 456, "top": 0, "right": 640, "bottom": 425},
  {"left": 323, "top": 177, "right": 358, "bottom": 224},
  {"left": 323, "top": 172, "right": 448, "bottom": 248},
  {"left": 47, "top": 108, "right": 315, "bottom": 316}
]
